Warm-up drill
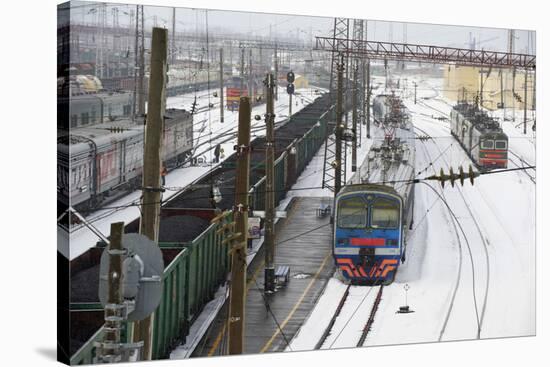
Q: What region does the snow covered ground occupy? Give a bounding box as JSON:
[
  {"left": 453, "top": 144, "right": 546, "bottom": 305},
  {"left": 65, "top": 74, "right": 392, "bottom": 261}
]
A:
[
  {"left": 68, "top": 85, "right": 324, "bottom": 260},
  {"left": 286, "top": 75, "right": 535, "bottom": 350}
]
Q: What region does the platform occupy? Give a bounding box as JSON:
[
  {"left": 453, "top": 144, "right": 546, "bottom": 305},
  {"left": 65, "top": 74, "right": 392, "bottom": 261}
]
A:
[{"left": 197, "top": 197, "right": 335, "bottom": 356}]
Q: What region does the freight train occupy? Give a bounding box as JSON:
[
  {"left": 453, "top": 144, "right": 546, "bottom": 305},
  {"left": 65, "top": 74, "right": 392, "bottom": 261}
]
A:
[
  {"left": 450, "top": 101, "right": 508, "bottom": 170},
  {"left": 333, "top": 93, "right": 415, "bottom": 285},
  {"left": 225, "top": 76, "right": 264, "bottom": 110},
  {"left": 58, "top": 104, "right": 193, "bottom": 211}
]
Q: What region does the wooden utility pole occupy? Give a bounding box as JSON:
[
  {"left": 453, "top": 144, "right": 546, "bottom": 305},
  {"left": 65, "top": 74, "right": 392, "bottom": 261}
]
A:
[
  {"left": 335, "top": 54, "right": 344, "bottom": 195},
  {"left": 523, "top": 69, "right": 528, "bottom": 134},
  {"left": 133, "top": 27, "right": 168, "bottom": 360},
  {"left": 351, "top": 59, "right": 358, "bottom": 172},
  {"left": 228, "top": 96, "right": 251, "bottom": 354},
  {"left": 103, "top": 221, "right": 124, "bottom": 362},
  {"left": 264, "top": 74, "right": 276, "bottom": 293},
  {"left": 220, "top": 48, "right": 224, "bottom": 122}
]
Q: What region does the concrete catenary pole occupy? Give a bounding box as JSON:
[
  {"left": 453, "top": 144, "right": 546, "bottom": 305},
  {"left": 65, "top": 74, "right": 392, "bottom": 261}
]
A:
[
  {"left": 220, "top": 48, "right": 224, "bottom": 122},
  {"left": 335, "top": 53, "right": 344, "bottom": 195},
  {"left": 228, "top": 97, "right": 251, "bottom": 354},
  {"left": 133, "top": 27, "right": 168, "bottom": 360},
  {"left": 264, "top": 73, "right": 276, "bottom": 293}
]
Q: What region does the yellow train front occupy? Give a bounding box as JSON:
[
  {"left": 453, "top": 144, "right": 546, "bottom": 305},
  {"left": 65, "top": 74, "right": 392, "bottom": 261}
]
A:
[{"left": 333, "top": 184, "right": 406, "bottom": 285}]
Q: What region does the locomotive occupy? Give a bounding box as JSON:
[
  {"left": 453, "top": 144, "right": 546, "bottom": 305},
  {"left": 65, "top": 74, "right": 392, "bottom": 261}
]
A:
[
  {"left": 450, "top": 102, "right": 508, "bottom": 170},
  {"left": 333, "top": 93, "right": 415, "bottom": 285},
  {"left": 225, "top": 76, "right": 264, "bottom": 111}
]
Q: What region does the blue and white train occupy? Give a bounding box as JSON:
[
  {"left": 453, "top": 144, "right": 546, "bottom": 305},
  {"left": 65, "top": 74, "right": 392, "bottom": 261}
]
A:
[{"left": 333, "top": 93, "right": 415, "bottom": 285}]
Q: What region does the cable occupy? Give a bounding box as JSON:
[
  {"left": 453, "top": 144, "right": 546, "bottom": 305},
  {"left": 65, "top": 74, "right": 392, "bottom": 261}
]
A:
[
  {"left": 242, "top": 253, "right": 294, "bottom": 352},
  {"left": 73, "top": 164, "right": 535, "bottom": 218}
]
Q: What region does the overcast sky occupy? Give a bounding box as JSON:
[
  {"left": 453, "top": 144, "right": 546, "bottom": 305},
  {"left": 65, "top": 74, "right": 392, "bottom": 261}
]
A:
[{"left": 67, "top": 1, "right": 535, "bottom": 54}]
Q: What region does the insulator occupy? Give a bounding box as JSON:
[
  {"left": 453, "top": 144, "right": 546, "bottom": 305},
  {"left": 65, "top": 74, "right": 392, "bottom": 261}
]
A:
[{"left": 449, "top": 166, "right": 455, "bottom": 187}]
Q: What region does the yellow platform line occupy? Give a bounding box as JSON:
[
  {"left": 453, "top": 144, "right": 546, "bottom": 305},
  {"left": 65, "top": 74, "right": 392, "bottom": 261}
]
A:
[
  {"left": 260, "top": 250, "right": 332, "bottom": 353},
  {"left": 207, "top": 198, "right": 302, "bottom": 356}
]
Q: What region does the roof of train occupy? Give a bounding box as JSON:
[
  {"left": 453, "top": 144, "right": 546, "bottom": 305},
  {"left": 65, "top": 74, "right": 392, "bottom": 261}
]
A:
[
  {"left": 347, "top": 94, "right": 416, "bottom": 199},
  {"left": 452, "top": 102, "right": 504, "bottom": 134}
]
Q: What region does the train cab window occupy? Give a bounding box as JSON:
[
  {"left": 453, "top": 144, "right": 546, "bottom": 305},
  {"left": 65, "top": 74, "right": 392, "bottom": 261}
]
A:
[
  {"left": 480, "top": 140, "right": 494, "bottom": 149},
  {"left": 371, "top": 198, "right": 399, "bottom": 229},
  {"left": 495, "top": 140, "right": 507, "bottom": 150},
  {"left": 337, "top": 197, "right": 367, "bottom": 229}
]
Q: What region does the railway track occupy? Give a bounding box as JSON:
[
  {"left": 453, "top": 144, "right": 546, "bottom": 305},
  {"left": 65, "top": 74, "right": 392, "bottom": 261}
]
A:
[
  {"left": 508, "top": 150, "right": 536, "bottom": 184},
  {"left": 415, "top": 124, "right": 490, "bottom": 340},
  {"left": 314, "top": 284, "right": 385, "bottom": 349}
]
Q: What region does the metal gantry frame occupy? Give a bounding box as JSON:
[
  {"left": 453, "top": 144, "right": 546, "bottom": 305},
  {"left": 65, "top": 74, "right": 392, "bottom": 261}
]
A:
[{"left": 315, "top": 36, "right": 536, "bottom": 69}]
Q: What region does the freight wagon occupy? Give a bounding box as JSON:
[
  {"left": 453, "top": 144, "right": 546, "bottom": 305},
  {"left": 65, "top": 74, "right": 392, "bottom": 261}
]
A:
[{"left": 67, "top": 92, "right": 344, "bottom": 363}]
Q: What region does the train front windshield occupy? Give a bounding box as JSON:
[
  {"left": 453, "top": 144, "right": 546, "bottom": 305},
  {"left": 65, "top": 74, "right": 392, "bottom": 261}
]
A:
[
  {"left": 371, "top": 198, "right": 399, "bottom": 229},
  {"left": 337, "top": 197, "right": 367, "bottom": 229}
]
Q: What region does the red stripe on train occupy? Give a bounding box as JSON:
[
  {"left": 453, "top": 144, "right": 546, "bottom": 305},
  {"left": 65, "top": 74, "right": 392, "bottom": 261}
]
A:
[{"left": 350, "top": 238, "right": 385, "bottom": 246}]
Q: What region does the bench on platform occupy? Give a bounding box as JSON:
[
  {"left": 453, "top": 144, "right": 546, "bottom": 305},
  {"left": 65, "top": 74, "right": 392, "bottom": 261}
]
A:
[
  {"left": 316, "top": 203, "right": 331, "bottom": 218},
  {"left": 275, "top": 265, "right": 290, "bottom": 287}
]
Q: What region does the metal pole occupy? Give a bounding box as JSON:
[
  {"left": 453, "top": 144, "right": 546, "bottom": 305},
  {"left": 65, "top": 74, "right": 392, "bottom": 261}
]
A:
[
  {"left": 264, "top": 73, "right": 276, "bottom": 293},
  {"left": 132, "top": 4, "right": 138, "bottom": 120},
  {"left": 102, "top": 221, "right": 125, "bottom": 362},
  {"left": 523, "top": 69, "right": 527, "bottom": 134},
  {"left": 352, "top": 59, "right": 358, "bottom": 172},
  {"left": 512, "top": 67, "right": 516, "bottom": 121},
  {"left": 274, "top": 45, "right": 278, "bottom": 101},
  {"left": 248, "top": 49, "right": 253, "bottom": 98},
  {"left": 228, "top": 96, "right": 251, "bottom": 355},
  {"left": 138, "top": 5, "right": 145, "bottom": 117},
  {"left": 133, "top": 27, "right": 168, "bottom": 360},
  {"left": 171, "top": 7, "right": 176, "bottom": 65},
  {"left": 366, "top": 59, "right": 371, "bottom": 138},
  {"left": 480, "top": 67, "right": 484, "bottom": 108},
  {"left": 220, "top": 48, "right": 224, "bottom": 122},
  {"left": 289, "top": 93, "right": 292, "bottom": 117},
  {"left": 414, "top": 81, "right": 417, "bottom": 104},
  {"left": 335, "top": 53, "right": 344, "bottom": 195},
  {"left": 240, "top": 47, "right": 245, "bottom": 97}
]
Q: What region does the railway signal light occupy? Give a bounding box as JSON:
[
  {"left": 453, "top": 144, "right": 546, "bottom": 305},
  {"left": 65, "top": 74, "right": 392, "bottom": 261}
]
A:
[
  {"left": 286, "top": 83, "right": 295, "bottom": 95},
  {"left": 286, "top": 71, "right": 295, "bottom": 84}
]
